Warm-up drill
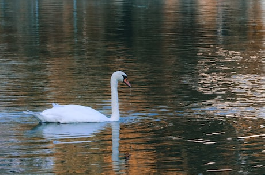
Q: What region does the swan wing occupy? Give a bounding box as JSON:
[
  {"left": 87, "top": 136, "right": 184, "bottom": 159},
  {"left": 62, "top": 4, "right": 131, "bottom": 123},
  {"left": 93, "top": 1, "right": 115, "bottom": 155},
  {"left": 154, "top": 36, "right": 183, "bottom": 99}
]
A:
[{"left": 39, "top": 105, "right": 108, "bottom": 123}]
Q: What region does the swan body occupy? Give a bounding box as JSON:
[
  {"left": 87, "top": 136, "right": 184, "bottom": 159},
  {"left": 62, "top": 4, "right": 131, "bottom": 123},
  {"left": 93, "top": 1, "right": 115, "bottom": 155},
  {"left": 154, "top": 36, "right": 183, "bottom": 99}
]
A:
[
  {"left": 39, "top": 104, "right": 108, "bottom": 123},
  {"left": 30, "top": 71, "right": 131, "bottom": 123}
]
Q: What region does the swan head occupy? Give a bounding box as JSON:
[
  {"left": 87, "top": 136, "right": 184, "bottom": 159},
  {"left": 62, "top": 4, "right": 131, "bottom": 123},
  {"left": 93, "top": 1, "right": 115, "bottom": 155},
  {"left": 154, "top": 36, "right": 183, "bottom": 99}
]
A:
[{"left": 112, "top": 71, "right": 131, "bottom": 87}]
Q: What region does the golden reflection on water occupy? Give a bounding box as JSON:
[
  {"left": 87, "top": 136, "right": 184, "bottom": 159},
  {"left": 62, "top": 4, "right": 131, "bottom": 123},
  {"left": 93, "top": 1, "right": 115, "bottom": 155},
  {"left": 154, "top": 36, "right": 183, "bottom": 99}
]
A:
[
  {"left": 195, "top": 46, "right": 265, "bottom": 118},
  {"left": 0, "top": 0, "right": 264, "bottom": 174}
]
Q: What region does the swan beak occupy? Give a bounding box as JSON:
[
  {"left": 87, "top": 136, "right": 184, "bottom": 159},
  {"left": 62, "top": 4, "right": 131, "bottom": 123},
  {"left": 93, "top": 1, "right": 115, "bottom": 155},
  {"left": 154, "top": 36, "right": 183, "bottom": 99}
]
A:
[{"left": 123, "top": 78, "right": 131, "bottom": 87}]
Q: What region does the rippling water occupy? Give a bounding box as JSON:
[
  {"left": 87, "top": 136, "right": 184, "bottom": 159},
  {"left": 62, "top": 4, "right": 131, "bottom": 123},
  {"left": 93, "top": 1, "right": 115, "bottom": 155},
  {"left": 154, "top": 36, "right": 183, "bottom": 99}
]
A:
[{"left": 0, "top": 0, "right": 264, "bottom": 174}]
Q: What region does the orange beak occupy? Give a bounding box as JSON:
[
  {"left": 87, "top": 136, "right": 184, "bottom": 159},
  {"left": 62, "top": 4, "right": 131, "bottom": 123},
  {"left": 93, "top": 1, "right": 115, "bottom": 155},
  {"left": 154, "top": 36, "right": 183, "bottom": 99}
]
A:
[{"left": 123, "top": 78, "right": 131, "bottom": 87}]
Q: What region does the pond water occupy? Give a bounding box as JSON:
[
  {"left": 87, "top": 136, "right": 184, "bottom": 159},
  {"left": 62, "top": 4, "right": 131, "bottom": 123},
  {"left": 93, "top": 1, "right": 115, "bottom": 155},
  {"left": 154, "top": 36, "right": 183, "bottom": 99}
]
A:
[{"left": 0, "top": 0, "right": 264, "bottom": 174}]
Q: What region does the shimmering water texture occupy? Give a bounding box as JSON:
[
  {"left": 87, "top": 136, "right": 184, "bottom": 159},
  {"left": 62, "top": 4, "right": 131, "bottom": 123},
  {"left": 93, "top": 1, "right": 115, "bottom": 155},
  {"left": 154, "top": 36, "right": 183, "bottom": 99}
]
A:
[{"left": 0, "top": 0, "right": 264, "bottom": 174}]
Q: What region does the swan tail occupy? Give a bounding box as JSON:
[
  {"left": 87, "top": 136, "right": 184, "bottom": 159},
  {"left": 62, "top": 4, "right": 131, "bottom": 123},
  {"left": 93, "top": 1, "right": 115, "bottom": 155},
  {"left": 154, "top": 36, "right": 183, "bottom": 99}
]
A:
[{"left": 23, "top": 110, "right": 44, "bottom": 123}]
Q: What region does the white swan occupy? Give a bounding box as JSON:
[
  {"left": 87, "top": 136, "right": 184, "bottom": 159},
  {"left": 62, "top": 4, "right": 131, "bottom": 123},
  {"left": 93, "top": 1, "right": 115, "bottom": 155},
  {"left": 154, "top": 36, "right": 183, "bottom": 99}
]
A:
[{"left": 30, "top": 71, "right": 131, "bottom": 123}]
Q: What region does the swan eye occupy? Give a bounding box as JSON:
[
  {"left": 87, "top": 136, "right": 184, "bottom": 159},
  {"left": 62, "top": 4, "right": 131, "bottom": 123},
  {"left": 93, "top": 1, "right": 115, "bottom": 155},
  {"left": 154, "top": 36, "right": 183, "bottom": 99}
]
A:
[{"left": 122, "top": 75, "right": 127, "bottom": 80}]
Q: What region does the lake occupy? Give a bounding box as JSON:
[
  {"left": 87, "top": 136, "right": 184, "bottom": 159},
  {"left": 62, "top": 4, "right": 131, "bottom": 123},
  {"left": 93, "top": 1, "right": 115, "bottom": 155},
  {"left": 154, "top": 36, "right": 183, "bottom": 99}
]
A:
[{"left": 0, "top": 0, "right": 264, "bottom": 174}]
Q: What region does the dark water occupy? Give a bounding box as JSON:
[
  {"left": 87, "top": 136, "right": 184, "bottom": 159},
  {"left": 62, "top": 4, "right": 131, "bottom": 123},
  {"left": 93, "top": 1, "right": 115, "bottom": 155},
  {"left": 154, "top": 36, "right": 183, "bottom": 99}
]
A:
[{"left": 0, "top": 0, "right": 264, "bottom": 174}]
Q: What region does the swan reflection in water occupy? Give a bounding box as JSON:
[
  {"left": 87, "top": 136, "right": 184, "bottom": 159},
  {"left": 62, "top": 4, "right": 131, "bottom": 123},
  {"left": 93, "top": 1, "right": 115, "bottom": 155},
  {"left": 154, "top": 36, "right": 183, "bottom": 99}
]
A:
[{"left": 29, "top": 122, "right": 122, "bottom": 172}]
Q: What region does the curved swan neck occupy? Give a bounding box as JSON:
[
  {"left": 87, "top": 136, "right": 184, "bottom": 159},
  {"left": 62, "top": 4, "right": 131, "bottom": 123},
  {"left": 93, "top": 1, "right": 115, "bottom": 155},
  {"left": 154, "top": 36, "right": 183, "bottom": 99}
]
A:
[{"left": 110, "top": 76, "right": 119, "bottom": 121}]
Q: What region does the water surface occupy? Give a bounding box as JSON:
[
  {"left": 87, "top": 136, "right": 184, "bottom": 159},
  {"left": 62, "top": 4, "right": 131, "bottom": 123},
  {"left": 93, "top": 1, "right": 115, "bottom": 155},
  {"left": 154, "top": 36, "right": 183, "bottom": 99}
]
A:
[{"left": 0, "top": 0, "right": 264, "bottom": 174}]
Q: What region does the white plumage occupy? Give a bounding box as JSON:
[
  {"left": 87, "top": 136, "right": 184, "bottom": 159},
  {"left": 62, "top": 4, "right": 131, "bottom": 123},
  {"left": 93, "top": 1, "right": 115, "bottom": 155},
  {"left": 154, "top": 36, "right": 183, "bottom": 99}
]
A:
[
  {"left": 39, "top": 104, "right": 107, "bottom": 123},
  {"left": 26, "top": 71, "right": 131, "bottom": 123}
]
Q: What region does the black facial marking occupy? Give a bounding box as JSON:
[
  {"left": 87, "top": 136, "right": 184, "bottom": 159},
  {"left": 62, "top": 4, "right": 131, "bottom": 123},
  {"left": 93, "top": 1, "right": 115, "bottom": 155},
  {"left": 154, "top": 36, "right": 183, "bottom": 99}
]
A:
[{"left": 122, "top": 75, "right": 127, "bottom": 80}]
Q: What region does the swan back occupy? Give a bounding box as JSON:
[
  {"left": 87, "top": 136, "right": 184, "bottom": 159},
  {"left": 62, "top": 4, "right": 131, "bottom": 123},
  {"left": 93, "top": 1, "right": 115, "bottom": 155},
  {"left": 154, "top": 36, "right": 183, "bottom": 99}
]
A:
[{"left": 40, "top": 105, "right": 108, "bottom": 123}]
